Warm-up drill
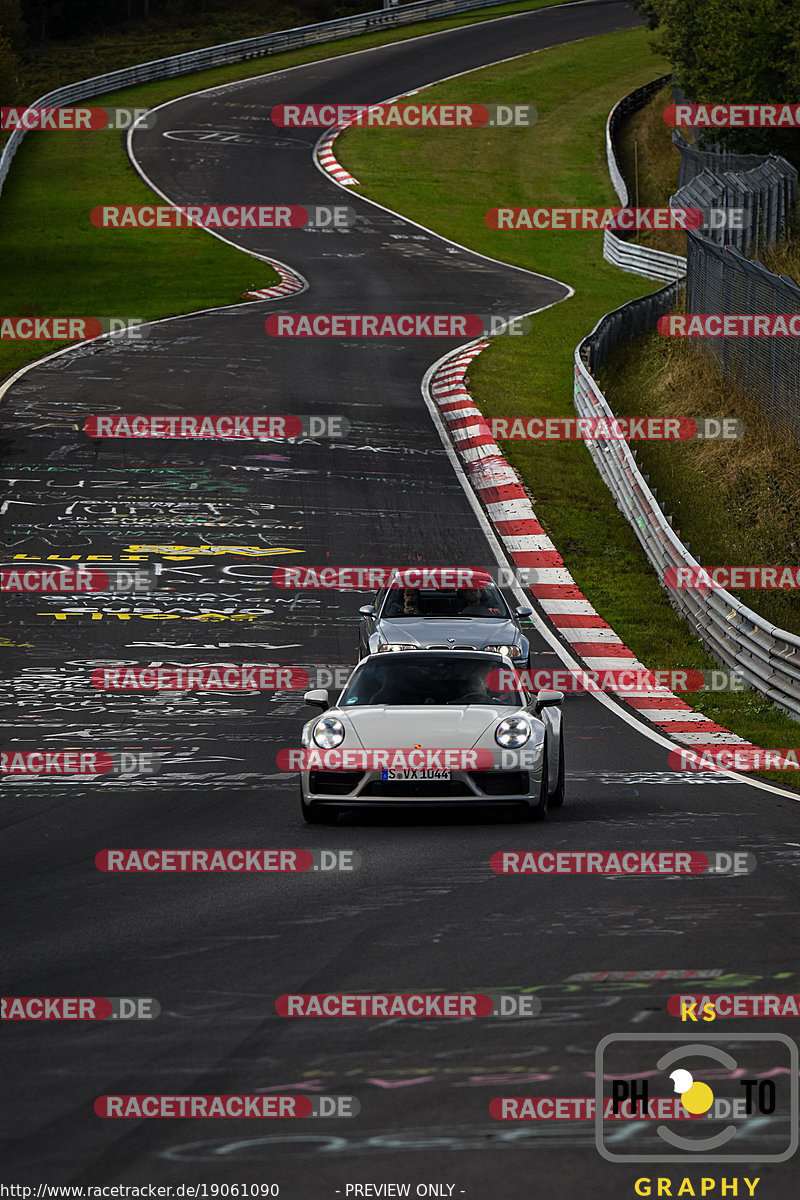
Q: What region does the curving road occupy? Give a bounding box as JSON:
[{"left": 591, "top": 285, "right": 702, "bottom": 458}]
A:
[{"left": 3, "top": 2, "right": 799, "bottom": 1194}]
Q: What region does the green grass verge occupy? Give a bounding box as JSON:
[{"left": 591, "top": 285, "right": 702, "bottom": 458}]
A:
[
  {"left": 616, "top": 81, "right": 684, "bottom": 254},
  {"left": 338, "top": 25, "right": 800, "bottom": 783},
  {"left": 597, "top": 331, "right": 800, "bottom": 638},
  {"left": 0, "top": 0, "right": 572, "bottom": 384}
]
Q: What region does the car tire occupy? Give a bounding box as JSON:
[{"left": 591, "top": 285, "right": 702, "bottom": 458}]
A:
[
  {"left": 522, "top": 746, "right": 548, "bottom": 822},
  {"left": 549, "top": 735, "right": 566, "bottom": 808},
  {"left": 300, "top": 785, "right": 334, "bottom": 825}
]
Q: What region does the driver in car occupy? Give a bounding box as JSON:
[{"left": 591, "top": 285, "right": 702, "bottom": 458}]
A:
[{"left": 458, "top": 587, "right": 500, "bottom": 616}]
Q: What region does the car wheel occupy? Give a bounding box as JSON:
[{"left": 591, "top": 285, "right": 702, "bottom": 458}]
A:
[
  {"left": 549, "top": 735, "right": 566, "bottom": 808},
  {"left": 300, "top": 784, "right": 334, "bottom": 825},
  {"left": 522, "top": 746, "right": 548, "bottom": 822}
]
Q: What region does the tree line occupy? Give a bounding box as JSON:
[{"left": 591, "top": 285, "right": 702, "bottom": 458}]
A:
[{"left": 633, "top": 0, "right": 800, "bottom": 159}]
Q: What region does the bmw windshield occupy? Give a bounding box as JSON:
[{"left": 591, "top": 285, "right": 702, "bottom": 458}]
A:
[{"left": 378, "top": 582, "right": 511, "bottom": 619}]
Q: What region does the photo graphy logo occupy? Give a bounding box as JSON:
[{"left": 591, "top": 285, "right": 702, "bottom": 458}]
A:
[{"left": 595, "top": 1034, "right": 798, "bottom": 1162}]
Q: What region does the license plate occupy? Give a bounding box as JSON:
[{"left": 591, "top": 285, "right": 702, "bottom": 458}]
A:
[{"left": 381, "top": 768, "right": 451, "bottom": 781}]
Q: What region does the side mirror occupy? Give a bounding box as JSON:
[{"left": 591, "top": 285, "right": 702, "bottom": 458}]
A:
[
  {"left": 515, "top": 606, "right": 532, "bottom": 617},
  {"left": 535, "top": 689, "right": 564, "bottom": 712},
  {"left": 359, "top": 604, "right": 375, "bottom": 617},
  {"left": 304, "top": 688, "right": 330, "bottom": 710}
]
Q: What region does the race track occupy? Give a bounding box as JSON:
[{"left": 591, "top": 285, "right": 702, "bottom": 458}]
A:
[{"left": 3, "top": 2, "right": 799, "bottom": 1194}]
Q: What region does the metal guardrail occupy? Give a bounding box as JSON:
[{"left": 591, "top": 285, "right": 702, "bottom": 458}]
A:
[
  {"left": 604, "top": 75, "right": 687, "bottom": 281},
  {"left": 0, "top": 0, "right": 518, "bottom": 197},
  {"left": 606, "top": 74, "right": 671, "bottom": 208},
  {"left": 602, "top": 225, "right": 685, "bottom": 281},
  {"left": 576, "top": 81, "right": 800, "bottom": 718},
  {"left": 574, "top": 298, "right": 800, "bottom": 718}
]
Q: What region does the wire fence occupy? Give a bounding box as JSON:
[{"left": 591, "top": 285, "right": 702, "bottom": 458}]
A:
[
  {"left": 672, "top": 149, "right": 798, "bottom": 256},
  {"left": 684, "top": 232, "right": 800, "bottom": 438},
  {"left": 606, "top": 76, "right": 800, "bottom": 433},
  {"left": 672, "top": 128, "right": 775, "bottom": 189}
]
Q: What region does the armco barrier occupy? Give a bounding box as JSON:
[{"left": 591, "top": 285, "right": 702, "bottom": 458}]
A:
[
  {"left": 574, "top": 291, "right": 800, "bottom": 720},
  {"left": 604, "top": 75, "right": 686, "bottom": 281},
  {"left": 0, "top": 0, "right": 517, "bottom": 198},
  {"left": 580, "top": 79, "right": 800, "bottom": 718},
  {"left": 602, "top": 225, "right": 685, "bottom": 282}
]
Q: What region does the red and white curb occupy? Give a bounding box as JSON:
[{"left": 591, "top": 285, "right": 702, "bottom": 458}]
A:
[
  {"left": 243, "top": 262, "right": 306, "bottom": 301},
  {"left": 428, "top": 342, "right": 759, "bottom": 755},
  {"left": 315, "top": 129, "right": 360, "bottom": 188}
]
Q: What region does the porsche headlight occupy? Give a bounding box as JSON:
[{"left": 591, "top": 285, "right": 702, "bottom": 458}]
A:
[
  {"left": 313, "top": 717, "right": 345, "bottom": 748},
  {"left": 377, "top": 644, "right": 417, "bottom": 652},
  {"left": 485, "top": 644, "right": 522, "bottom": 658},
  {"left": 495, "top": 715, "right": 532, "bottom": 748}
]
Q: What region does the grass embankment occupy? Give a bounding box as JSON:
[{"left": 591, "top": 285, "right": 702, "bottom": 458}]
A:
[
  {"left": 338, "top": 26, "right": 800, "bottom": 773},
  {"left": 1, "top": 0, "right": 569, "bottom": 383},
  {"left": 616, "top": 81, "right": 683, "bottom": 254},
  {"left": 597, "top": 334, "right": 800, "bottom": 636},
  {"left": 605, "top": 83, "right": 800, "bottom": 639}
]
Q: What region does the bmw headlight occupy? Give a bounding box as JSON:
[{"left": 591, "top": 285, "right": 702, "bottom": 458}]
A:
[
  {"left": 377, "top": 644, "right": 417, "bottom": 652},
  {"left": 313, "top": 717, "right": 345, "bottom": 748},
  {"left": 495, "top": 715, "right": 532, "bottom": 748},
  {"left": 485, "top": 644, "right": 523, "bottom": 658}
]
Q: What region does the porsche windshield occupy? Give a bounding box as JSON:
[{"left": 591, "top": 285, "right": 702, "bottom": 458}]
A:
[
  {"left": 340, "top": 656, "right": 523, "bottom": 707},
  {"left": 379, "top": 582, "right": 510, "bottom": 619}
]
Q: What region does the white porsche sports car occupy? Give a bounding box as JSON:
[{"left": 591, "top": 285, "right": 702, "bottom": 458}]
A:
[{"left": 297, "top": 650, "right": 564, "bottom": 823}]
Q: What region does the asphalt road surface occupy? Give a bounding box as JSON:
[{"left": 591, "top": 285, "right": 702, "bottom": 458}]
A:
[{"left": 3, "top": 2, "right": 799, "bottom": 1196}]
